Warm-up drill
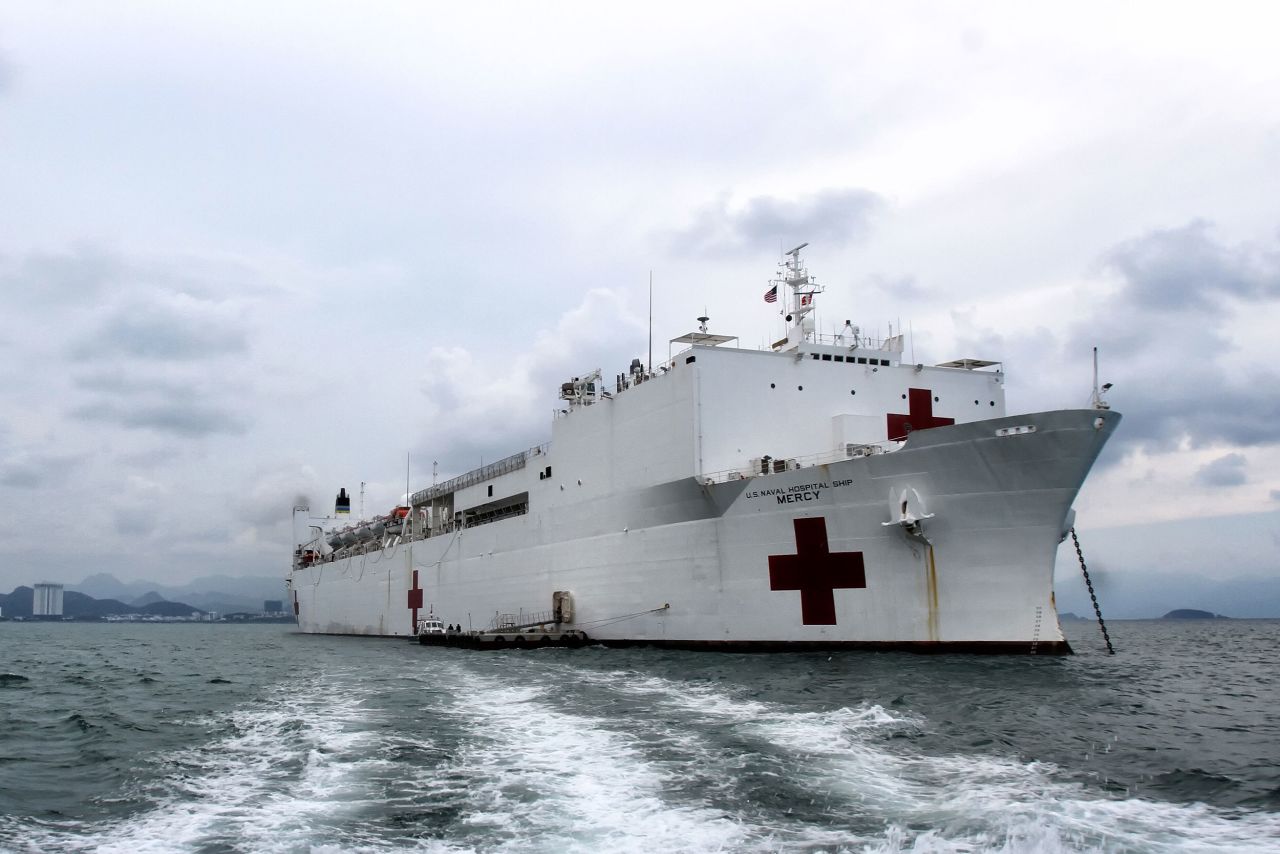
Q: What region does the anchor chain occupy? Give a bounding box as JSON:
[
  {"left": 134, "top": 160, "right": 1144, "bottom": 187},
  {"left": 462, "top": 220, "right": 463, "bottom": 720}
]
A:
[{"left": 1070, "top": 527, "right": 1115, "bottom": 655}]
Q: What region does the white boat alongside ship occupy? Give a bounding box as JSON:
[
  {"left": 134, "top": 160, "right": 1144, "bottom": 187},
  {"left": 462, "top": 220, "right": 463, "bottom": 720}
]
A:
[{"left": 288, "top": 245, "right": 1119, "bottom": 653}]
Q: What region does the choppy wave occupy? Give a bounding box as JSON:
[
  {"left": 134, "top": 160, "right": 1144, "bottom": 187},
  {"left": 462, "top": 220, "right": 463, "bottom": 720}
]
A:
[{"left": 3, "top": 623, "right": 1280, "bottom": 853}]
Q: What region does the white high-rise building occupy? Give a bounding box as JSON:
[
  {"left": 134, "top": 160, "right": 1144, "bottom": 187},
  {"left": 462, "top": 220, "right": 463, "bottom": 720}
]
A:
[{"left": 33, "top": 583, "right": 64, "bottom": 617}]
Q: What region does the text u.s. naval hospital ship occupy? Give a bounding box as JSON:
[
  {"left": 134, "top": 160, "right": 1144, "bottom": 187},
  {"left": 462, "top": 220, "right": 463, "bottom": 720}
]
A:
[{"left": 288, "top": 245, "right": 1119, "bottom": 653}]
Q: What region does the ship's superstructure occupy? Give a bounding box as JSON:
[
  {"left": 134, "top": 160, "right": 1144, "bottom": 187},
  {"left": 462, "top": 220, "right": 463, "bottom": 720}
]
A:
[{"left": 289, "top": 245, "right": 1119, "bottom": 652}]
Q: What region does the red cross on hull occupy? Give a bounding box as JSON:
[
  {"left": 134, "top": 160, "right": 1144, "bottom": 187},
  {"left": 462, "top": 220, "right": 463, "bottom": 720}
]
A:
[
  {"left": 769, "top": 517, "right": 866, "bottom": 625},
  {"left": 887, "top": 388, "right": 954, "bottom": 441},
  {"left": 408, "top": 569, "right": 424, "bottom": 633}
]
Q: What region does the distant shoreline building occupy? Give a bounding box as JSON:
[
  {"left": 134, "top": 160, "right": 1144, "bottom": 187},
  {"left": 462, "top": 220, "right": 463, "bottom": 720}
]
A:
[{"left": 33, "top": 583, "right": 65, "bottom": 618}]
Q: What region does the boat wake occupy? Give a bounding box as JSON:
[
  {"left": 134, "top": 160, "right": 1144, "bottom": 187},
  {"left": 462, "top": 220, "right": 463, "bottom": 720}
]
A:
[{"left": 5, "top": 654, "right": 1279, "bottom": 854}]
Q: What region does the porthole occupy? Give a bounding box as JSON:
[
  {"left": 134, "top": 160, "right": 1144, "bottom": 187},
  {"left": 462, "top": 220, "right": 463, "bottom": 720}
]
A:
[
  {"left": 990, "top": 401, "right": 996, "bottom": 406},
  {"left": 850, "top": 390, "right": 856, "bottom": 395},
  {"left": 798, "top": 385, "right": 804, "bottom": 391},
  {"left": 901, "top": 393, "right": 907, "bottom": 400},
  {"left": 933, "top": 396, "right": 939, "bottom": 403},
  {"left": 770, "top": 383, "right": 776, "bottom": 389},
  {"left": 974, "top": 400, "right": 979, "bottom": 405}
]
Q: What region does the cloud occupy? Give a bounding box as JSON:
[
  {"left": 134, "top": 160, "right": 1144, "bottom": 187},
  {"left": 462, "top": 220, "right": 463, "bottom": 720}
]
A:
[
  {"left": 71, "top": 293, "right": 248, "bottom": 362},
  {"left": 0, "top": 246, "right": 123, "bottom": 308},
  {"left": 236, "top": 464, "right": 322, "bottom": 531},
  {"left": 868, "top": 273, "right": 932, "bottom": 300},
  {"left": 1195, "top": 452, "right": 1248, "bottom": 488},
  {"left": 113, "top": 506, "right": 158, "bottom": 537},
  {"left": 71, "top": 399, "right": 246, "bottom": 436},
  {"left": 0, "top": 453, "right": 84, "bottom": 489},
  {"left": 1071, "top": 221, "right": 1280, "bottom": 451},
  {"left": 417, "top": 288, "right": 646, "bottom": 472},
  {"left": 667, "top": 188, "right": 884, "bottom": 256},
  {"left": 1101, "top": 220, "right": 1280, "bottom": 314}
]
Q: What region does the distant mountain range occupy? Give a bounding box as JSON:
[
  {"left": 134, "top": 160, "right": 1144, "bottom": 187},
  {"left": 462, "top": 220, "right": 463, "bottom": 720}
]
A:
[
  {"left": 0, "top": 586, "right": 205, "bottom": 619},
  {"left": 0, "top": 573, "right": 288, "bottom": 619},
  {"left": 70, "top": 573, "right": 288, "bottom": 616}
]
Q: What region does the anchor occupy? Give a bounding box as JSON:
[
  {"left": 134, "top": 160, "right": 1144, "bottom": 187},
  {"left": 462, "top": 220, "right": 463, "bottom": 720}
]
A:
[{"left": 882, "top": 486, "right": 934, "bottom": 546}]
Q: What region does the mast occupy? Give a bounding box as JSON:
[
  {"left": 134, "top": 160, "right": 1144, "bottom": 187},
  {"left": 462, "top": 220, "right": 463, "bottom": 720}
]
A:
[
  {"left": 648, "top": 270, "right": 653, "bottom": 375},
  {"left": 771, "top": 242, "right": 824, "bottom": 351}
]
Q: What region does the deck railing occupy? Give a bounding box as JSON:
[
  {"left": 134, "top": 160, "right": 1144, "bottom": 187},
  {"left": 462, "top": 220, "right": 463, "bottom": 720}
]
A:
[{"left": 698, "top": 440, "right": 903, "bottom": 486}]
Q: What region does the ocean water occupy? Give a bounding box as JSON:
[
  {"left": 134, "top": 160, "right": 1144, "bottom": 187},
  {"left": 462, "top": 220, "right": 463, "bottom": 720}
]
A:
[{"left": 1, "top": 620, "right": 1278, "bottom": 853}]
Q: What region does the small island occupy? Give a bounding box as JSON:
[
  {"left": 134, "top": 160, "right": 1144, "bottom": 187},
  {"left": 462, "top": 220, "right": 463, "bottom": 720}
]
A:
[{"left": 1161, "top": 609, "right": 1229, "bottom": 620}]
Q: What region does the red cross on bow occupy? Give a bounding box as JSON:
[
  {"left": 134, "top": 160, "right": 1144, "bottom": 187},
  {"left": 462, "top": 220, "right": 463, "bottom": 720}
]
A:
[
  {"left": 887, "top": 388, "right": 954, "bottom": 441},
  {"left": 407, "top": 569, "right": 424, "bottom": 632},
  {"left": 769, "top": 517, "right": 866, "bottom": 625}
]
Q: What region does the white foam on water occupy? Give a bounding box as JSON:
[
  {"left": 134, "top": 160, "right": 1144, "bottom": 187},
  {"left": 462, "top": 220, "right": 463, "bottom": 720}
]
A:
[
  {"left": 424, "top": 667, "right": 753, "bottom": 853},
  {"left": 534, "top": 665, "right": 1280, "bottom": 853},
  {"left": 6, "top": 674, "right": 409, "bottom": 854}
]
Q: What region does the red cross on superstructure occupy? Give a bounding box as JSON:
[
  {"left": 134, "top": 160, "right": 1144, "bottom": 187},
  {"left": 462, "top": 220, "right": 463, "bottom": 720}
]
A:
[
  {"left": 769, "top": 517, "right": 866, "bottom": 625},
  {"left": 407, "top": 569, "right": 424, "bottom": 633},
  {"left": 887, "top": 388, "right": 954, "bottom": 441}
]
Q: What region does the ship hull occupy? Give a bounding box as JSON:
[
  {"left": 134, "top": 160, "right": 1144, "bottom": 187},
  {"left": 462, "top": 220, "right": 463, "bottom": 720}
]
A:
[{"left": 289, "top": 409, "right": 1118, "bottom": 653}]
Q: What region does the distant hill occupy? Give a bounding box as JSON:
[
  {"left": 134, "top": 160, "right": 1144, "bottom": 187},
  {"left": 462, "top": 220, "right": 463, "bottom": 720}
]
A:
[
  {"left": 72, "top": 573, "right": 285, "bottom": 614},
  {"left": 139, "top": 600, "right": 204, "bottom": 617},
  {"left": 130, "top": 591, "right": 168, "bottom": 607},
  {"left": 0, "top": 586, "right": 203, "bottom": 619},
  {"left": 1162, "top": 609, "right": 1227, "bottom": 620}
]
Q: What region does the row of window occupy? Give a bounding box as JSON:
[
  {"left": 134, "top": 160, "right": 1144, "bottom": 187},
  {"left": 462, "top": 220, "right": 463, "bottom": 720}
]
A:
[{"left": 811, "top": 353, "right": 891, "bottom": 366}]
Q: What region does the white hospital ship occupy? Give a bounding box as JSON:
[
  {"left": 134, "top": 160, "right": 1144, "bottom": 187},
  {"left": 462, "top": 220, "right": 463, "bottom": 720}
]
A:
[{"left": 288, "top": 245, "right": 1119, "bottom": 653}]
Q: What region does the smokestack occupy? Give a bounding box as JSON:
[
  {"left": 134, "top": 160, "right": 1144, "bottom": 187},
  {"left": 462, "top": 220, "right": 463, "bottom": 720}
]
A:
[{"left": 335, "top": 488, "right": 350, "bottom": 517}]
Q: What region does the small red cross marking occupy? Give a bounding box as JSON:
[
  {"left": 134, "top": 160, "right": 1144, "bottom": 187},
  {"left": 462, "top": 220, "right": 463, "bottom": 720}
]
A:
[
  {"left": 887, "top": 388, "right": 954, "bottom": 441},
  {"left": 407, "top": 569, "right": 424, "bottom": 632},
  {"left": 769, "top": 517, "right": 866, "bottom": 625}
]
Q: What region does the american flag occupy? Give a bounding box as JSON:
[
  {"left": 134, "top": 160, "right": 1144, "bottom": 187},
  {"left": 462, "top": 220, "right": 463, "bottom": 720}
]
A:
[{"left": 763, "top": 285, "right": 778, "bottom": 303}]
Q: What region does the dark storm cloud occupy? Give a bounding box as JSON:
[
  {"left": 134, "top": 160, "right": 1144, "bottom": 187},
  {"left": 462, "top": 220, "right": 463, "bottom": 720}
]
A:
[
  {"left": 71, "top": 400, "right": 246, "bottom": 437},
  {"left": 1072, "top": 221, "right": 1280, "bottom": 452},
  {"left": 71, "top": 300, "right": 248, "bottom": 362},
  {"left": 1100, "top": 219, "right": 1280, "bottom": 315},
  {"left": 1196, "top": 452, "right": 1248, "bottom": 488},
  {"left": 668, "top": 188, "right": 884, "bottom": 256}
]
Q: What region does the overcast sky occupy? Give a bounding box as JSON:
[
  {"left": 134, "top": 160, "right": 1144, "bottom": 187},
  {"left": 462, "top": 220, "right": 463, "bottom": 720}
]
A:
[{"left": 2, "top": 2, "right": 1278, "bottom": 601}]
